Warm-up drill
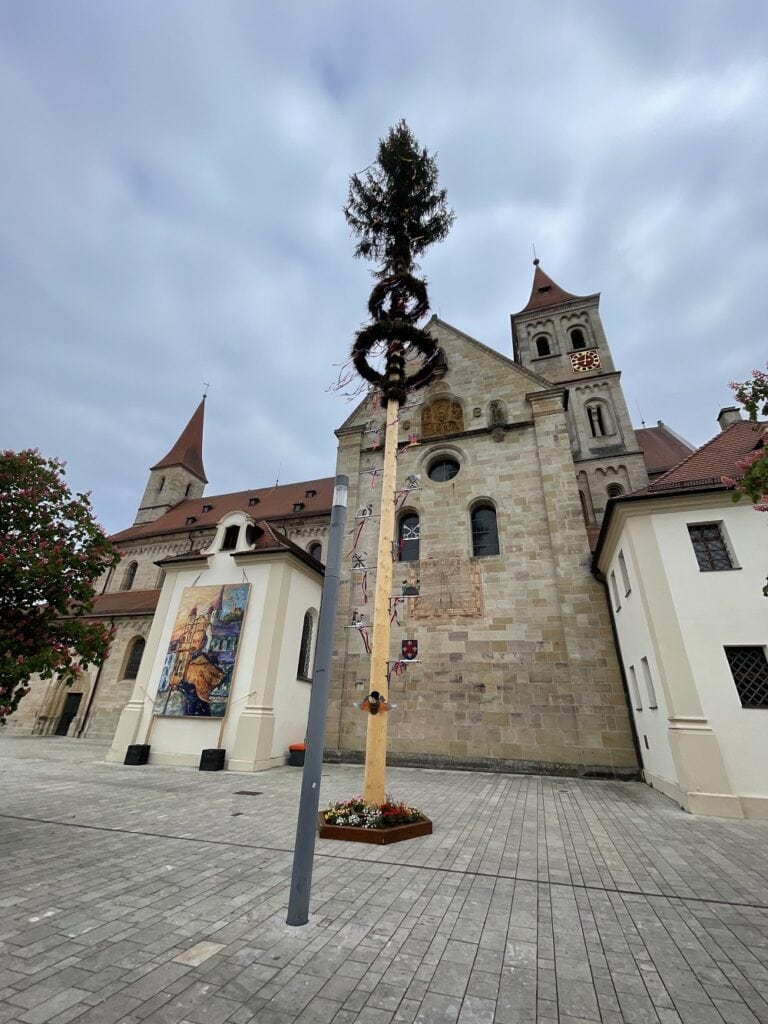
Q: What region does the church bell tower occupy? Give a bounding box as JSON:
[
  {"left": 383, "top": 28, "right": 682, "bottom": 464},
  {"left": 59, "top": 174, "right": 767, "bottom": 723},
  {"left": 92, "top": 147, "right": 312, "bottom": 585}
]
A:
[
  {"left": 134, "top": 398, "right": 208, "bottom": 525},
  {"left": 511, "top": 262, "right": 648, "bottom": 525}
]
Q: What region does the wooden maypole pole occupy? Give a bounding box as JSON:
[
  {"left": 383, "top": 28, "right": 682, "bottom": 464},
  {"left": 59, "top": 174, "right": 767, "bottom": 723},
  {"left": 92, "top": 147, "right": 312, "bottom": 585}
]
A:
[
  {"left": 362, "top": 390, "right": 400, "bottom": 804},
  {"left": 344, "top": 120, "right": 455, "bottom": 808}
]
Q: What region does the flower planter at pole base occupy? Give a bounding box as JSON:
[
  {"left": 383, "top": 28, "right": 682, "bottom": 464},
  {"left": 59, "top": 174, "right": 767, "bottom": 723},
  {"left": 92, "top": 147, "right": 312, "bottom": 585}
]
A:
[{"left": 317, "top": 813, "right": 433, "bottom": 844}]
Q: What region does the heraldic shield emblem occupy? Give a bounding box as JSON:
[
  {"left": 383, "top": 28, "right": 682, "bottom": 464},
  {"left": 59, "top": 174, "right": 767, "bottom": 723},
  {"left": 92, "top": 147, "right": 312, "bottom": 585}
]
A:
[{"left": 401, "top": 639, "right": 418, "bottom": 661}]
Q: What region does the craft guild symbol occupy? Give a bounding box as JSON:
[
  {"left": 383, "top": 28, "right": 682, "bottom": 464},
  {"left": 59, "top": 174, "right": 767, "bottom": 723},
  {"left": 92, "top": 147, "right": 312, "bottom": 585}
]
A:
[
  {"left": 353, "top": 691, "right": 397, "bottom": 715},
  {"left": 401, "top": 639, "right": 418, "bottom": 661}
]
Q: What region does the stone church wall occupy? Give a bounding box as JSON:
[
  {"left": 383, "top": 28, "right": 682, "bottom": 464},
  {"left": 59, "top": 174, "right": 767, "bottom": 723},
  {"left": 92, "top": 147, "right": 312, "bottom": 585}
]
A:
[{"left": 325, "top": 324, "right": 638, "bottom": 776}]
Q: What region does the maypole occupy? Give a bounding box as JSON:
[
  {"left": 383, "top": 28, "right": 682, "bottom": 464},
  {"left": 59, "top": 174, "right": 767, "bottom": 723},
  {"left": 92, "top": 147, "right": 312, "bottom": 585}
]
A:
[{"left": 344, "top": 121, "right": 455, "bottom": 806}]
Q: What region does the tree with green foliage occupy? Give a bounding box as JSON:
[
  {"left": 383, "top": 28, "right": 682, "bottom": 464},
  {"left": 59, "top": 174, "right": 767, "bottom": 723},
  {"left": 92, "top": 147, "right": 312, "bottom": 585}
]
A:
[
  {"left": 0, "top": 450, "right": 119, "bottom": 722},
  {"left": 345, "top": 118, "right": 455, "bottom": 278},
  {"left": 723, "top": 365, "right": 768, "bottom": 595}
]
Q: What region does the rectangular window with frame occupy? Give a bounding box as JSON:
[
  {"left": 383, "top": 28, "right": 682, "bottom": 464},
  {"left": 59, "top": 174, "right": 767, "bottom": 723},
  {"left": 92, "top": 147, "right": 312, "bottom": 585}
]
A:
[
  {"left": 640, "top": 657, "right": 658, "bottom": 708},
  {"left": 628, "top": 665, "right": 642, "bottom": 710},
  {"left": 687, "top": 523, "right": 735, "bottom": 571},
  {"left": 610, "top": 570, "right": 621, "bottom": 611},
  {"left": 724, "top": 647, "right": 768, "bottom": 708},
  {"left": 618, "top": 550, "right": 631, "bottom": 596}
]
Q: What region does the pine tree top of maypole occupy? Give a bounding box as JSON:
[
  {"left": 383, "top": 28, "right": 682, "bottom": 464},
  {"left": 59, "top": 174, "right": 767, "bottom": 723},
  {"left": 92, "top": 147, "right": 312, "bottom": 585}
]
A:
[
  {"left": 344, "top": 119, "right": 455, "bottom": 278},
  {"left": 344, "top": 121, "right": 455, "bottom": 404}
]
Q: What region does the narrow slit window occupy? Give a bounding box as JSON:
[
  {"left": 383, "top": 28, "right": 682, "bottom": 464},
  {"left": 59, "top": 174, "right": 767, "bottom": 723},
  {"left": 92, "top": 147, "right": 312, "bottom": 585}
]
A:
[
  {"left": 628, "top": 665, "right": 642, "bottom": 710},
  {"left": 640, "top": 657, "right": 657, "bottom": 708},
  {"left": 610, "top": 571, "right": 621, "bottom": 611},
  {"left": 297, "top": 612, "right": 313, "bottom": 681},
  {"left": 618, "top": 551, "right": 631, "bottom": 595}
]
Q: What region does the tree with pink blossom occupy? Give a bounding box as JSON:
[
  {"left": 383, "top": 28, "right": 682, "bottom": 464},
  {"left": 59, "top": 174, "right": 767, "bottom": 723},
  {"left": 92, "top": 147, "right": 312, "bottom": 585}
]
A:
[{"left": 0, "top": 450, "right": 119, "bottom": 723}]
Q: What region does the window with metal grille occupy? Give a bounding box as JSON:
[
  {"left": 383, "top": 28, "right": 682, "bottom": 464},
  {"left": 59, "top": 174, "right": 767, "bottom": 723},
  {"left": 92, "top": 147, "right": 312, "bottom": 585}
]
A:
[
  {"left": 398, "top": 513, "right": 420, "bottom": 562},
  {"left": 687, "top": 523, "right": 734, "bottom": 571},
  {"left": 124, "top": 637, "right": 145, "bottom": 680},
  {"left": 297, "top": 612, "right": 314, "bottom": 681},
  {"left": 471, "top": 505, "right": 499, "bottom": 556},
  {"left": 725, "top": 647, "right": 768, "bottom": 708}
]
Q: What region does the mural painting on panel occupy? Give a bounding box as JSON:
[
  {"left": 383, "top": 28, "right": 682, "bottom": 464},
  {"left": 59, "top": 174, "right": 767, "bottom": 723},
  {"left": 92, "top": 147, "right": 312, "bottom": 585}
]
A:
[{"left": 154, "top": 584, "right": 250, "bottom": 718}]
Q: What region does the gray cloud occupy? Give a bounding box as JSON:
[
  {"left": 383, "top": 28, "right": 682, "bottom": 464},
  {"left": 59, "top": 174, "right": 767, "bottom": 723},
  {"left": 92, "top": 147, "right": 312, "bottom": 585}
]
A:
[{"left": 1, "top": 1, "right": 766, "bottom": 533}]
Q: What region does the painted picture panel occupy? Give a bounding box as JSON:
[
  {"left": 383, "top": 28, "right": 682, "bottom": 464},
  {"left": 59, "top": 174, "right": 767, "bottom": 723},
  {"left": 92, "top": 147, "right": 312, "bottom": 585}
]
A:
[{"left": 153, "top": 584, "right": 249, "bottom": 718}]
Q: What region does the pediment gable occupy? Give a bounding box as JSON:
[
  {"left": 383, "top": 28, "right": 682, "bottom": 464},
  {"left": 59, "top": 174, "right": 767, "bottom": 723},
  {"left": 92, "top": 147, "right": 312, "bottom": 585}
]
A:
[{"left": 336, "top": 315, "right": 558, "bottom": 434}]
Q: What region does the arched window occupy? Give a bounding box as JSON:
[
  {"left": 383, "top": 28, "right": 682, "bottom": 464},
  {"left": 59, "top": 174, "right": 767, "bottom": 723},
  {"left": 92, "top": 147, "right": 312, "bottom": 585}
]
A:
[
  {"left": 308, "top": 542, "right": 322, "bottom": 562},
  {"left": 535, "top": 335, "right": 551, "bottom": 357},
  {"left": 297, "top": 612, "right": 314, "bottom": 681},
  {"left": 586, "top": 403, "right": 610, "bottom": 438},
  {"left": 570, "top": 328, "right": 587, "bottom": 350},
  {"left": 157, "top": 475, "right": 165, "bottom": 494},
  {"left": 124, "top": 637, "right": 145, "bottom": 680},
  {"left": 398, "top": 513, "right": 420, "bottom": 561},
  {"left": 121, "top": 561, "right": 138, "bottom": 591},
  {"left": 606, "top": 483, "right": 624, "bottom": 498},
  {"left": 221, "top": 525, "right": 240, "bottom": 550},
  {"left": 471, "top": 504, "right": 499, "bottom": 556}
]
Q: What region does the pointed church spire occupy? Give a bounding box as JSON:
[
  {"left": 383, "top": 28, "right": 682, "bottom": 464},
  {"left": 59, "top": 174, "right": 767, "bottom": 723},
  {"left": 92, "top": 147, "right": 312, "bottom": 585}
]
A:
[
  {"left": 151, "top": 398, "right": 208, "bottom": 483},
  {"left": 517, "top": 259, "right": 586, "bottom": 313}
]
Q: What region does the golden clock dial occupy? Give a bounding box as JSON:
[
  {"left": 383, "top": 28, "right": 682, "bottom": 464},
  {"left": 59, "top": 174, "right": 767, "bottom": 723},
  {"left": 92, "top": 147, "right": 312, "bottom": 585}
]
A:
[{"left": 570, "top": 348, "right": 601, "bottom": 372}]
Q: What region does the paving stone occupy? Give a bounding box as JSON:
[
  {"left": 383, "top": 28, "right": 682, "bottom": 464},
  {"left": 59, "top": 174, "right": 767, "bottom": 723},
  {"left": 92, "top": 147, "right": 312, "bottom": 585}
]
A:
[{"left": 4, "top": 739, "right": 768, "bottom": 1024}]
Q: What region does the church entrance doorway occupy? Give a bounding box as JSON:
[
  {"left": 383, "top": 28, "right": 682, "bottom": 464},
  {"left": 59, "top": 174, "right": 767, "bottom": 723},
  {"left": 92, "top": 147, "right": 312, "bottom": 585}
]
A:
[{"left": 55, "top": 693, "right": 82, "bottom": 736}]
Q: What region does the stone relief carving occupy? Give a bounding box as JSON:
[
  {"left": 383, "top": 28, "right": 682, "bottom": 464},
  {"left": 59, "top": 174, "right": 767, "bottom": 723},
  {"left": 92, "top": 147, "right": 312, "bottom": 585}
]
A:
[{"left": 421, "top": 399, "right": 464, "bottom": 438}]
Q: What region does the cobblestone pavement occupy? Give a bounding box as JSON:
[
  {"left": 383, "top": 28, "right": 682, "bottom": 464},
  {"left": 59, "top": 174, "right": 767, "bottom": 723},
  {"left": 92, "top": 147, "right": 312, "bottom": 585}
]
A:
[{"left": 1, "top": 738, "right": 767, "bottom": 1024}]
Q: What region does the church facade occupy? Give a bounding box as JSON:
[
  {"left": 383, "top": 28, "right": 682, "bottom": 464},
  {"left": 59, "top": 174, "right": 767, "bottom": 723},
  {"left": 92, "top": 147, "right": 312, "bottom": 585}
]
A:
[
  {"left": 325, "top": 265, "right": 668, "bottom": 776},
  {"left": 9, "top": 265, "right": 696, "bottom": 781}
]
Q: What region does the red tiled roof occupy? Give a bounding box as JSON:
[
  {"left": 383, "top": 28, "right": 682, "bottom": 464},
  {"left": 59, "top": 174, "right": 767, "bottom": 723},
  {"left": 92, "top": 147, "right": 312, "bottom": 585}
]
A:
[
  {"left": 151, "top": 398, "right": 207, "bottom": 483},
  {"left": 111, "top": 476, "right": 335, "bottom": 543},
  {"left": 89, "top": 589, "right": 160, "bottom": 617},
  {"left": 515, "top": 262, "right": 587, "bottom": 314},
  {"left": 635, "top": 424, "right": 695, "bottom": 477},
  {"left": 646, "top": 420, "right": 767, "bottom": 493}
]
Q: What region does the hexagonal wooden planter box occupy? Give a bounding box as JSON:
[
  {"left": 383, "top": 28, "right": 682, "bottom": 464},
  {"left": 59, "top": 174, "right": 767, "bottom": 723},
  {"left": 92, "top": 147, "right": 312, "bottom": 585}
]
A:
[{"left": 317, "top": 813, "right": 433, "bottom": 845}]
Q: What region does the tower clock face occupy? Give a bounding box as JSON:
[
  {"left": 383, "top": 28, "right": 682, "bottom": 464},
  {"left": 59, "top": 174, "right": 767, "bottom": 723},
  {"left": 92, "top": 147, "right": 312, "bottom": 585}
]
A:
[{"left": 570, "top": 348, "right": 601, "bottom": 373}]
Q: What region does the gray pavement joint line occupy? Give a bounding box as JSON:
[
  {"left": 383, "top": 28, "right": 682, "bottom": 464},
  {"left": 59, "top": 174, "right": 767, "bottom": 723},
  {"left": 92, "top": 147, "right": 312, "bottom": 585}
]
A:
[{"left": 3, "top": 810, "right": 768, "bottom": 915}]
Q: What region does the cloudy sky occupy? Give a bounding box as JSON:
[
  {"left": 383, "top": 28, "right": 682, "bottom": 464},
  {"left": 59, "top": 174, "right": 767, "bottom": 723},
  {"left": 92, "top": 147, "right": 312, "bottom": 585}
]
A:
[{"left": 2, "top": 1, "right": 766, "bottom": 534}]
